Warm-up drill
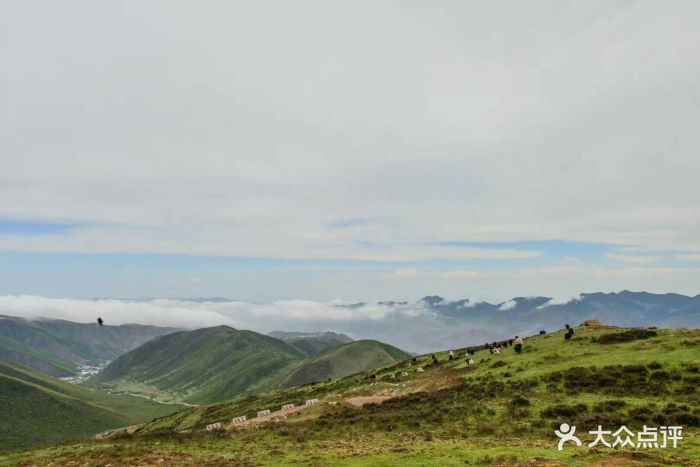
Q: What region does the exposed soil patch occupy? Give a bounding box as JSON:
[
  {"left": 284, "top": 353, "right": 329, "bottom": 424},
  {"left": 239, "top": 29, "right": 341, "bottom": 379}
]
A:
[{"left": 346, "top": 396, "right": 392, "bottom": 407}]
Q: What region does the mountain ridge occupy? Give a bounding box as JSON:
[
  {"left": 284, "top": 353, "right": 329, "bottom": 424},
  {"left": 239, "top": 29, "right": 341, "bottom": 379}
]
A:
[
  {"left": 0, "top": 315, "right": 180, "bottom": 377},
  {"left": 89, "top": 327, "right": 408, "bottom": 404}
]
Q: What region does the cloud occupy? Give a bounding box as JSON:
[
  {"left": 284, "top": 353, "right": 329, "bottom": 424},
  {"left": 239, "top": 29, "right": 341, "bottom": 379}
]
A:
[
  {"left": 499, "top": 299, "right": 518, "bottom": 311},
  {"left": 537, "top": 294, "right": 583, "bottom": 309},
  {"left": 605, "top": 253, "right": 662, "bottom": 264},
  {"left": 439, "top": 270, "right": 502, "bottom": 279},
  {"left": 379, "top": 268, "right": 419, "bottom": 281},
  {"left": 675, "top": 253, "right": 700, "bottom": 261},
  {"left": 1, "top": 1, "right": 699, "bottom": 267},
  {"left": 0, "top": 294, "right": 446, "bottom": 351},
  {"left": 1, "top": 2, "right": 700, "bottom": 302}
]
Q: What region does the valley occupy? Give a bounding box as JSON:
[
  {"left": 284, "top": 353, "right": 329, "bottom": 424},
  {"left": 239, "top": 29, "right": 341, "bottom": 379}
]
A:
[
  {"left": 3, "top": 322, "right": 697, "bottom": 465},
  {"left": 87, "top": 326, "right": 410, "bottom": 404}
]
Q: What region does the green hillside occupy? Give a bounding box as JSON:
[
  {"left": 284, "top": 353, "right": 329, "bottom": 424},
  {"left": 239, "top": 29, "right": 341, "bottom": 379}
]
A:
[
  {"left": 280, "top": 340, "right": 411, "bottom": 388},
  {"left": 5, "top": 323, "right": 698, "bottom": 466},
  {"left": 89, "top": 326, "right": 306, "bottom": 404},
  {"left": 0, "top": 315, "right": 180, "bottom": 377},
  {"left": 0, "top": 360, "right": 183, "bottom": 452},
  {"left": 268, "top": 331, "right": 354, "bottom": 356},
  {"left": 0, "top": 335, "right": 77, "bottom": 376},
  {"left": 89, "top": 327, "right": 409, "bottom": 406}
]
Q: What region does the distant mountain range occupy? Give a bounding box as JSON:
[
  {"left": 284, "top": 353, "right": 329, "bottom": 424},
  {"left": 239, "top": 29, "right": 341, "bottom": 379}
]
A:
[
  {"left": 412, "top": 290, "right": 700, "bottom": 339},
  {"left": 0, "top": 315, "right": 180, "bottom": 377},
  {"left": 89, "top": 326, "right": 409, "bottom": 404},
  {"left": 287, "top": 291, "right": 700, "bottom": 353}
]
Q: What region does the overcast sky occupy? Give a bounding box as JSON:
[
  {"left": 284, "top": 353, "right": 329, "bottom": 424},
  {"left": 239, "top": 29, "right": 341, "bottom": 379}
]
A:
[{"left": 1, "top": 1, "right": 700, "bottom": 306}]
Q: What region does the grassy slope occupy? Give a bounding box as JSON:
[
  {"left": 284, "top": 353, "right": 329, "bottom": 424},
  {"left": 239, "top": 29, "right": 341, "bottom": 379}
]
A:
[
  {"left": 286, "top": 336, "right": 352, "bottom": 356},
  {"left": 0, "top": 315, "right": 180, "bottom": 376},
  {"left": 89, "top": 326, "right": 306, "bottom": 405},
  {"left": 5, "top": 324, "right": 698, "bottom": 466},
  {"left": 0, "top": 360, "right": 183, "bottom": 452},
  {"left": 89, "top": 328, "right": 409, "bottom": 406},
  {"left": 0, "top": 336, "right": 77, "bottom": 377},
  {"left": 279, "top": 340, "right": 411, "bottom": 388}
]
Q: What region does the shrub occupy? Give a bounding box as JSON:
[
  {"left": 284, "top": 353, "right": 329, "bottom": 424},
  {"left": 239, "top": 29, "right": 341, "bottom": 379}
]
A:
[
  {"left": 598, "top": 329, "right": 657, "bottom": 344},
  {"left": 593, "top": 399, "right": 627, "bottom": 412},
  {"left": 578, "top": 412, "right": 625, "bottom": 429},
  {"left": 541, "top": 403, "right": 588, "bottom": 418},
  {"left": 649, "top": 370, "right": 670, "bottom": 380},
  {"left": 509, "top": 395, "right": 531, "bottom": 407}
]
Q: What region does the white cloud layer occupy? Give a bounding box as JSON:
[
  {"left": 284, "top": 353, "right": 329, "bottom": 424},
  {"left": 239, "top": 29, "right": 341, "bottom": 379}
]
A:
[{"left": 1, "top": 1, "right": 700, "bottom": 265}]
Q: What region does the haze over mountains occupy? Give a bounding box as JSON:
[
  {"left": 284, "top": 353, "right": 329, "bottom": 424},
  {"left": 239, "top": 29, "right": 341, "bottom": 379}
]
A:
[{"left": 3, "top": 291, "right": 697, "bottom": 353}]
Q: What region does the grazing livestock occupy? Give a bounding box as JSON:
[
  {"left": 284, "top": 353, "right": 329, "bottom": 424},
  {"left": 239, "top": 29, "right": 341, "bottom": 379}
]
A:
[
  {"left": 564, "top": 329, "right": 574, "bottom": 340},
  {"left": 492, "top": 348, "right": 500, "bottom": 355},
  {"left": 416, "top": 367, "right": 424, "bottom": 373},
  {"left": 401, "top": 371, "right": 409, "bottom": 376},
  {"left": 514, "top": 335, "right": 523, "bottom": 354},
  {"left": 539, "top": 330, "right": 546, "bottom": 335},
  {"left": 449, "top": 350, "right": 455, "bottom": 361},
  {"left": 431, "top": 354, "right": 439, "bottom": 365}
]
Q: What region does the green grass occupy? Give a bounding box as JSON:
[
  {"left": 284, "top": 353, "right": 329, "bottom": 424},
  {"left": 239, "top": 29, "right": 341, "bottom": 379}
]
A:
[
  {"left": 2, "top": 325, "right": 699, "bottom": 465},
  {"left": 0, "top": 336, "right": 77, "bottom": 376},
  {"left": 276, "top": 340, "right": 411, "bottom": 389},
  {"left": 0, "top": 315, "right": 180, "bottom": 377},
  {"left": 89, "top": 328, "right": 409, "bottom": 405},
  {"left": 0, "top": 360, "right": 183, "bottom": 452}
]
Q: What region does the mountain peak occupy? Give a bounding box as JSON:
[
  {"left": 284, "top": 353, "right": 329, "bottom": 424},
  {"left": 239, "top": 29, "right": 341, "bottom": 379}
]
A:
[{"left": 420, "top": 295, "right": 445, "bottom": 305}]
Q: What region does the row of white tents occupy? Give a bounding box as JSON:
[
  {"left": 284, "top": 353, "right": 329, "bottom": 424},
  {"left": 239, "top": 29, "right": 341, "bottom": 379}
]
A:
[{"left": 207, "top": 398, "right": 321, "bottom": 431}]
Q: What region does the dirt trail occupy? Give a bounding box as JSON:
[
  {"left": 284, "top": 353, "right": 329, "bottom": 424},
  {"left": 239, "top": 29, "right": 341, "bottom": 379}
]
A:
[
  {"left": 230, "top": 367, "right": 470, "bottom": 429},
  {"left": 346, "top": 395, "right": 392, "bottom": 407},
  {"left": 231, "top": 404, "right": 314, "bottom": 427}
]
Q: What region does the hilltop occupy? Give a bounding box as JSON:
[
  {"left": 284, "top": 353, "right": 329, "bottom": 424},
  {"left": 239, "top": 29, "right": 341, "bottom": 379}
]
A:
[
  {"left": 5, "top": 323, "right": 698, "bottom": 465},
  {"left": 279, "top": 340, "right": 410, "bottom": 388},
  {"left": 89, "top": 326, "right": 305, "bottom": 404},
  {"left": 0, "top": 315, "right": 180, "bottom": 377},
  {"left": 89, "top": 327, "right": 409, "bottom": 405},
  {"left": 268, "top": 330, "right": 353, "bottom": 355},
  {"left": 0, "top": 360, "right": 182, "bottom": 451}
]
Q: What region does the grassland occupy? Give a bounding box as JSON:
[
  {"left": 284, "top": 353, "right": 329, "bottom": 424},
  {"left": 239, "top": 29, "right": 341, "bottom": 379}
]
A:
[
  {"left": 0, "top": 361, "right": 183, "bottom": 452},
  {"left": 89, "top": 327, "right": 409, "bottom": 405},
  {"left": 2, "top": 323, "right": 699, "bottom": 466}
]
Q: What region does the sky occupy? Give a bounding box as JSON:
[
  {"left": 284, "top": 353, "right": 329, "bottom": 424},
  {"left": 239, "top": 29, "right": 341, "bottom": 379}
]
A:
[{"left": 2, "top": 1, "right": 700, "bottom": 312}]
